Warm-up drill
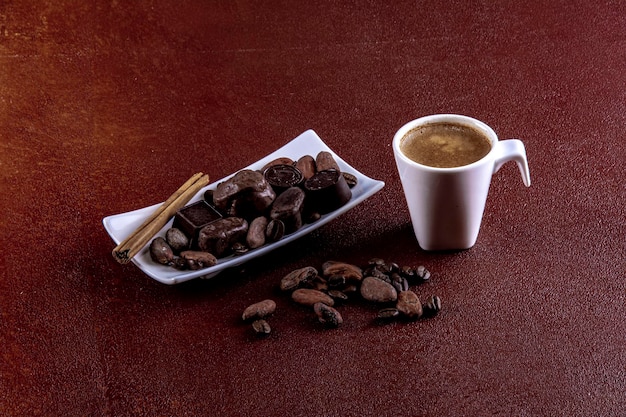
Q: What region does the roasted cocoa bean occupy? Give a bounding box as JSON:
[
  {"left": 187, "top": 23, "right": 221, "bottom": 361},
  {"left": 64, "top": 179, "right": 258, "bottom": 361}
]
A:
[
  {"left": 246, "top": 216, "right": 268, "bottom": 249},
  {"left": 399, "top": 265, "right": 416, "bottom": 281},
  {"left": 315, "top": 151, "right": 341, "bottom": 172},
  {"left": 312, "top": 277, "right": 329, "bottom": 292},
  {"left": 416, "top": 265, "right": 431, "bottom": 282},
  {"left": 291, "top": 288, "right": 334, "bottom": 307},
  {"left": 180, "top": 250, "right": 217, "bottom": 270},
  {"left": 360, "top": 276, "right": 398, "bottom": 303},
  {"left": 342, "top": 172, "right": 358, "bottom": 188},
  {"left": 260, "top": 157, "right": 294, "bottom": 173},
  {"left": 377, "top": 307, "right": 400, "bottom": 321},
  {"left": 396, "top": 290, "right": 423, "bottom": 319},
  {"left": 265, "top": 219, "right": 285, "bottom": 243},
  {"left": 251, "top": 319, "right": 271, "bottom": 336},
  {"left": 242, "top": 299, "right": 277, "bottom": 321},
  {"left": 321, "top": 261, "right": 363, "bottom": 283},
  {"left": 295, "top": 155, "right": 316, "bottom": 179},
  {"left": 149, "top": 237, "right": 174, "bottom": 265},
  {"left": 165, "top": 228, "right": 189, "bottom": 254},
  {"left": 313, "top": 302, "right": 343, "bottom": 328},
  {"left": 423, "top": 295, "right": 442, "bottom": 317},
  {"left": 280, "top": 266, "right": 318, "bottom": 292},
  {"left": 328, "top": 290, "right": 349, "bottom": 303},
  {"left": 391, "top": 272, "right": 409, "bottom": 293}
]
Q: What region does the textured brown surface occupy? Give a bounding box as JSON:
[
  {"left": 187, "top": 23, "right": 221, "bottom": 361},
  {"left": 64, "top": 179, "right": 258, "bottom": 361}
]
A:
[{"left": 1, "top": 1, "right": 625, "bottom": 416}]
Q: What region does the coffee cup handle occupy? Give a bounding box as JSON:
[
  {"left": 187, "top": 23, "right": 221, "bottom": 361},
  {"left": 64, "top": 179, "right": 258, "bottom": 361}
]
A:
[{"left": 493, "top": 139, "right": 531, "bottom": 187}]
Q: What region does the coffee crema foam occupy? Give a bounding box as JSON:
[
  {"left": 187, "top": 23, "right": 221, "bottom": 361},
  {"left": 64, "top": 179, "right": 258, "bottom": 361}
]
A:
[{"left": 400, "top": 122, "right": 492, "bottom": 168}]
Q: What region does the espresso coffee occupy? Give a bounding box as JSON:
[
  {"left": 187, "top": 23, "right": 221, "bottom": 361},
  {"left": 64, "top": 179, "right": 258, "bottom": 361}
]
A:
[{"left": 400, "top": 122, "right": 492, "bottom": 168}]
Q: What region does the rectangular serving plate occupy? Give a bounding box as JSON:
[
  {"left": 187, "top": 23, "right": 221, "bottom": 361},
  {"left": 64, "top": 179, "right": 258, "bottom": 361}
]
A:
[{"left": 103, "top": 129, "right": 385, "bottom": 285}]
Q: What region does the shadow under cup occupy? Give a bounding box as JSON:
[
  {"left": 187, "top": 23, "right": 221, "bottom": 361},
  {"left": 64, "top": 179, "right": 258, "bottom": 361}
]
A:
[{"left": 392, "top": 114, "right": 531, "bottom": 251}]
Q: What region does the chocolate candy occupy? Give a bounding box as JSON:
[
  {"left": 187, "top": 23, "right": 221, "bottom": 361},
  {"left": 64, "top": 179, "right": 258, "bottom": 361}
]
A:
[
  {"left": 304, "top": 169, "right": 352, "bottom": 214},
  {"left": 213, "top": 169, "right": 276, "bottom": 219},
  {"left": 264, "top": 164, "right": 304, "bottom": 193},
  {"left": 173, "top": 200, "right": 223, "bottom": 248},
  {"left": 197, "top": 217, "right": 249, "bottom": 257},
  {"left": 270, "top": 186, "right": 306, "bottom": 234}
]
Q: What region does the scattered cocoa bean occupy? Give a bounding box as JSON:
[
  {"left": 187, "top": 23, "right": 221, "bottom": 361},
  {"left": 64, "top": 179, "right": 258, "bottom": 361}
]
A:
[
  {"left": 360, "top": 276, "right": 398, "bottom": 303},
  {"left": 321, "top": 261, "right": 363, "bottom": 283},
  {"left": 423, "top": 295, "right": 442, "bottom": 317},
  {"left": 396, "top": 290, "right": 423, "bottom": 320},
  {"left": 416, "top": 265, "right": 431, "bottom": 282},
  {"left": 251, "top": 319, "right": 271, "bottom": 336},
  {"left": 280, "top": 266, "right": 318, "bottom": 292},
  {"left": 242, "top": 299, "right": 277, "bottom": 321},
  {"left": 377, "top": 307, "right": 400, "bottom": 320},
  {"left": 327, "top": 290, "right": 349, "bottom": 303},
  {"left": 314, "top": 302, "right": 343, "bottom": 328},
  {"left": 291, "top": 288, "right": 334, "bottom": 307}
]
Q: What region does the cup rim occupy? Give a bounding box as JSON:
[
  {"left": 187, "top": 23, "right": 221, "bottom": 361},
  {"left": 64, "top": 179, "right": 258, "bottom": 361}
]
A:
[{"left": 393, "top": 114, "right": 498, "bottom": 172}]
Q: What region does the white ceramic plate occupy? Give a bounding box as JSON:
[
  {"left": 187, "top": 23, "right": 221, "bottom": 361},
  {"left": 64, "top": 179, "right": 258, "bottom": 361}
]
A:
[{"left": 103, "top": 129, "right": 385, "bottom": 285}]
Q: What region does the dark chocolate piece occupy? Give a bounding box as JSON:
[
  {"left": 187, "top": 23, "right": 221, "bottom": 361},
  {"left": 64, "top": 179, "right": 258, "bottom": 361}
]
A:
[
  {"left": 213, "top": 169, "right": 276, "bottom": 219},
  {"left": 173, "top": 200, "right": 223, "bottom": 248},
  {"left": 304, "top": 169, "right": 352, "bottom": 214},
  {"left": 270, "top": 187, "right": 306, "bottom": 234},
  {"left": 197, "top": 217, "right": 249, "bottom": 258},
  {"left": 264, "top": 164, "right": 304, "bottom": 193}
]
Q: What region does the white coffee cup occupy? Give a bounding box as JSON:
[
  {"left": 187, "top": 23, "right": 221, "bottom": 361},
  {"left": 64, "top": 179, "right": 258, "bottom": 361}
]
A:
[{"left": 392, "top": 114, "right": 531, "bottom": 251}]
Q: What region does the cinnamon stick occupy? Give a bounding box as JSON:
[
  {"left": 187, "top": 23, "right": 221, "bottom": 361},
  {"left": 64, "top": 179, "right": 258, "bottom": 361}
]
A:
[{"left": 112, "top": 173, "right": 210, "bottom": 264}]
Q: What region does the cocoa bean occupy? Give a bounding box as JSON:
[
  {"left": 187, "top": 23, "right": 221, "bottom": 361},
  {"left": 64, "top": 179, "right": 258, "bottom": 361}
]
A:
[
  {"left": 315, "top": 151, "right": 340, "bottom": 172},
  {"left": 360, "top": 276, "right": 398, "bottom": 303},
  {"left": 165, "top": 228, "right": 189, "bottom": 253},
  {"left": 149, "top": 237, "right": 174, "bottom": 265},
  {"left": 265, "top": 219, "right": 285, "bottom": 243},
  {"left": 396, "top": 290, "right": 423, "bottom": 319},
  {"left": 280, "top": 266, "right": 318, "bottom": 292},
  {"left": 423, "top": 295, "right": 442, "bottom": 317},
  {"left": 377, "top": 307, "right": 400, "bottom": 321},
  {"left": 314, "top": 302, "right": 343, "bottom": 328},
  {"left": 242, "top": 299, "right": 277, "bottom": 321},
  {"left": 179, "top": 250, "right": 217, "bottom": 270},
  {"left": 246, "top": 216, "right": 268, "bottom": 249},
  {"left": 342, "top": 172, "right": 358, "bottom": 188},
  {"left": 295, "top": 155, "right": 316, "bottom": 179},
  {"left": 251, "top": 319, "right": 271, "bottom": 336},
  {"left": 321, "top": 261, "right": 363, "bottom": 282},
  {"left": 260, "top": 157, "right": 294, "bottom": 173},
  {"left": 291, "top": 288, "right": 334, "bottom": 307}
]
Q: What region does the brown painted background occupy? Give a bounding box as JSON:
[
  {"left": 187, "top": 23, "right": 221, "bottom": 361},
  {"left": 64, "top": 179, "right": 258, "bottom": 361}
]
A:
[{"left": 1, "top": 1, "right": 625, "bottom": 416}]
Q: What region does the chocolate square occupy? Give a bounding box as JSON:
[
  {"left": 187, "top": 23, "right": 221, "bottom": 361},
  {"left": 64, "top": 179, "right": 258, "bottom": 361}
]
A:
[{"left": 173, "top": 200, "right": 222, "bottom": 248}]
